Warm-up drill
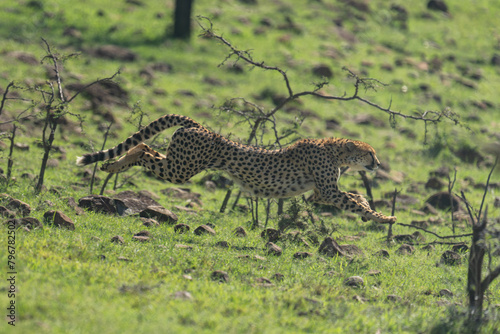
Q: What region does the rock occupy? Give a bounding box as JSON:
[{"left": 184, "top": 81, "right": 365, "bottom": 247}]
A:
[
  {"left": 425, "top": 177, "right": 445, "bottom": 190},
  {"left": 340, "top": 244, "right": 364, "bottom": 256},
  {"left": 424, "top": 192, "right": 462, "bottom": 212},
  {"left": 422, "top": 244, "right": 435, "bottom": 251},
  {"left": 261, "top": 228, "right": 281, "bottom": 242},
  {"left": 386, "top": 294, "right": 402, "bottom": 302},
  {"left": 161, "top": 187, "right": 202, "bottom": 205},
  {"left": 175, "top": 244, "right": 193, "bottom": 250},
  {"left": 396, "top": 244, "right": 415, "bottom": 255},
  {"left": 215, "top": 241, "right": 230, "bottom": 248},
  {"left": 110, "top": 235, "right": 125, "bottom": 244},
  {"left": 140, "top": 218, "right": 159, "bottom": 227},
  {"left": 172, "top": 291, "right": 193, "bottom": 300},
  {"left": 193, "top": 225, "right": 216, "bottom": 236},
  {"left": 272, "top": 273, "right": 284, "bottom": 281},
  {"left": 492, "top": 54, "right": 500, "bottom": 67},
  {"left": 374, "top": 249, "right": 390, "bottom": 258},
  {"left": 6, "top": 199, "right": 31, "bottom": 216},
  {"left": 92, "top": 44, "right": 138, "bottom": 61},
  {"left": 43, "top": 211, "right": 75, "bottom": 230},
  {"left": 233, "top": 226, "right": 247, "bottom": 237},
  {"left": 6, "top": 51, "right": 39, "bottom": 65},
  {"left": 139, "top": 206, "right": 178, "bottom": 224},
  {"left": 439, "top": 289, "right": 453, "bottom": 297},
  {"left": 174, "top": 223, "right": 190, "bottom": 234},
  {"left": 117, "top": 256, "right": 132, "bottom": 261},
  {"left": 427, "top": 0, "right": 448, "bottom": 13},
  {"left": 78, "top": 195, "right": 118, "bottom": 215},
  {"left": 441, "top": 250, "right": 461, "bottom": 265},
  {"left": 344, "top": 276, "right": 364, "bottom": 287},
  {"left": 312, "top": 64, "right": 333, "bottom": 78},
  {"left": 113, "top": 190, "right": 163, "bottom": 215},
  {"left": 132, "top": 235, "right": 149, "bottom": 242},
  {"left": 394, "top": 232, "right": 425, "bottom": 243},
  {"left": 7, "top": 217, "right": 42, "bottom": 230},
  {"left": 411, "top": 220, "right": 430, "bottom": 229},
  {"left": 211, "top": 270, "right": 229, "bottom": 282},
  {"left": 134, "top": 230, "right": 150, "bottom": 237},
  {"left": 293, "top": 252, "right": 313, "bottom": 259},
  {"left": 318, "top": 237, "right": 346, "bottom": 257},
  {"left": 266, "top": 242, "right": 282, "bottom": 256},
  {"left": 63, "top": 197, "right": 85, "bottom": 215},
  {"left": 0, "top": 206, "right": 16, "bottom": 218}
]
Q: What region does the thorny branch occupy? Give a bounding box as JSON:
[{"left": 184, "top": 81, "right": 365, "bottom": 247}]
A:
[{"left": 197, "top": 16, "right": 455, "bottom": 125}]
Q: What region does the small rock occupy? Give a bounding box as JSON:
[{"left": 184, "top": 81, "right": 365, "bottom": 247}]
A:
[
  {"left": 233, "top": 226, "right": 247, "bottom": 237},
  {"left": 427, "top": 0, "right": 448, "bottom": 13},
  {"left": 386, "top": 294, "right": 402, "bottom": 302},
  {"left": 353, "top": 295, "right": 367, "bottom": 303},
  {"left": 261, "top": 228, "right": 280, "bottom": 242},
  {"left": 6, "top": 199, "right": 31, "bottom": 216},
  {"left": 134, "top": 230, "right": 150, "bottom": 237},
  {"left": 272, "top": 273, "right": 284, "bottom": 281},
  {"left": 111, "top": 235, "right": 125, "bottom": 244},
  {"left": 79, "top": 195, "right": 117, "bottom": 215},
  {"left": 344, "top": 276, "right": 364, "bottom": 288},
  {"left": 0, "top": 206, "right": 16, "bottom": 218},
  {"left": 174, "top": 223, "right": 190, "bottom": 234},
  {"left": 255, "top": 277, "right": 272, "bottom": 284},
  {"left": 211, "top": 270, "right": 229, "bottom": 282},
  {"left": 172, "top": 291, "right": 193, "bottom": 300},
  {"left": 117, "top": 256, "right": 132, "bottom": 261},
  {"left": 193, "top": 225, "right": 216, "bottom": 236},
  {"left": 215, "top": 241, "right": 230, "bottom": 248},
  {"left": 340, "top": 244, "right": 364, "bottom": 256},
  {"left": 266, "top": 242, "right": 282, "bottom": 256},
  {"left": 139, "top": 206, "right": 178, "bottom": 224},
  {"left": 312, "top": 64, "right": 333, "bottom": 78},
  {"left": 132, "top": 236, "right": 149, "bottom": 242},
  {"left": 441, "top": 250, "right": 461, "bottom": 265},
  {"left": 63, "top": 197, "right": 85, "bottom": 215},
  {"left": 374, "top": 249, "right": 390, "bottom": 258},
  {"left": 422, "top": 244, "right": 435, "bottom": 251},
  {"left": 367, "top": 270, "right": 381, "bottom": 276},
  {"left": 43, "top": 210, "right": 75, "bottom": 230},
  {"left": 396, "top": 244, "right": 415, "bottom": 255},
  {"left": 7, "top": 217, "right": 42, "bottom": 230},
  {"left": 141, "top": 217, "right": 160, "bottom": 227},
  {"left": 439, "top": 289, "right": 453, "bottom": 297},
  {"left": 293, "top": 252, "right": 313, "bottom": 259},
  {"left": 318, "top": 237, "right": 346, "bottom": 257},
  {"left": 175, "top": 244, "right": 193, "bottom": 250},
  {"left": 425, "top": 177, "right": 445, "bottom": 190}
]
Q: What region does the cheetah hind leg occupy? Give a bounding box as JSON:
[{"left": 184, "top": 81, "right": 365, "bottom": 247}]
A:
[{"left": 101, "top": 143, "right": 165, "bottom": 173}]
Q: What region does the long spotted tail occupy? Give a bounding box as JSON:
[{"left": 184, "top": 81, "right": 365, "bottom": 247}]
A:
[{"left": 76, "top": 114, "right": 201, "bottom": 166}]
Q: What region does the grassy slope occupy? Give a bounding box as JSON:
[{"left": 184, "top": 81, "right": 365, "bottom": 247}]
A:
[{"left": 0, "top": 0, "right": 499, "bottom": 333}]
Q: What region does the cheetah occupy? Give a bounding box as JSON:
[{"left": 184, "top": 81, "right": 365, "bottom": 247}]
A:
[{"left": 76, "top": 114, "right": 396, "bottom": 223}]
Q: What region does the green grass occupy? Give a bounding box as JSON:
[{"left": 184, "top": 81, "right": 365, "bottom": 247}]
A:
[{"left": 0, "top": 0, "right": 499, "bottom": 333}]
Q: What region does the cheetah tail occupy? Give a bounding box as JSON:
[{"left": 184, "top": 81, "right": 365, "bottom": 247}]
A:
[{"left": 75, "top": 114, "right": 201, "bottom": 166}]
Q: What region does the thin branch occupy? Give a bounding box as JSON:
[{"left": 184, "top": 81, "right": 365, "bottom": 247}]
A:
[
  {"left": 397, "top": 223, "right": 472, "bottom": 239},
  {"left": 0, "top": 81, "right": 14, "bottom": 117}
]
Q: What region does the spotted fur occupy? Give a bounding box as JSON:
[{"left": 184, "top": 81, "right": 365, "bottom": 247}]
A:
[{"left": 76, "top": 114, "right": 396, "bottom": 223}]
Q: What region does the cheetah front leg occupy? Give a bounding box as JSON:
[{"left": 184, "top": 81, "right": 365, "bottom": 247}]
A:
[
  {"left": 311, "top": 188, "right": 396, "bottom": 224},
  {"left": 101, "top": 143, "right": 165, "bottom": 173}
]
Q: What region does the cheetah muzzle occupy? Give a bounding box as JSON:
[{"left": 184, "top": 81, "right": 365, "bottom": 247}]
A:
[{"left": 76, "top": 114, "right": 396, "bottom": 224}]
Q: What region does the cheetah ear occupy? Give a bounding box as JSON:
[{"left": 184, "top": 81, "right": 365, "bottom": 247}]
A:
[{"left": 346, "top": 142, "right": 357, "bottom": 152}]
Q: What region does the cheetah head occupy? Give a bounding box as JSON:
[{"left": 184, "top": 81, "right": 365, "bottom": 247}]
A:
[{"left": 341, "top": 141, "right": 380, "bottom": 172}]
